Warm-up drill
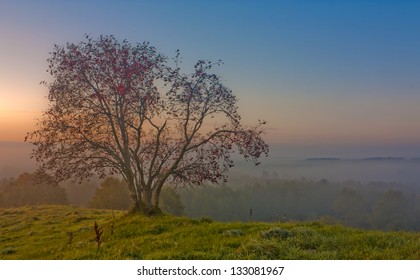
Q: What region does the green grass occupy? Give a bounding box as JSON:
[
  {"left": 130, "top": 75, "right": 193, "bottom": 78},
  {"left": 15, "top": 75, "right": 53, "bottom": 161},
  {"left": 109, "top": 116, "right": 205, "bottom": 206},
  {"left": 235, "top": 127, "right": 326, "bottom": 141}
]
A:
[{"left": 0, "top": 205, "right": 418, "bottom": 259}]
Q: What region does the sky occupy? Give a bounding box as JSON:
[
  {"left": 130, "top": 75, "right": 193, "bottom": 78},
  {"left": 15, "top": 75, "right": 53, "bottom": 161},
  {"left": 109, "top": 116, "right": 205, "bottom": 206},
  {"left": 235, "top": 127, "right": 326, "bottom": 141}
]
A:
[{"left": 1, "top": 0, "right": 420, "bottom": 159}]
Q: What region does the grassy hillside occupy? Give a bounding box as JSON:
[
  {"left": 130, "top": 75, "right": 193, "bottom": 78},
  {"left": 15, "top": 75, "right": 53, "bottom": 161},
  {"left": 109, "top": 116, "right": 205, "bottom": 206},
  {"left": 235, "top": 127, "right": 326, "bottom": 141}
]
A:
[{"left": 0, "top": 205, "right": 418, "bottom": 260}]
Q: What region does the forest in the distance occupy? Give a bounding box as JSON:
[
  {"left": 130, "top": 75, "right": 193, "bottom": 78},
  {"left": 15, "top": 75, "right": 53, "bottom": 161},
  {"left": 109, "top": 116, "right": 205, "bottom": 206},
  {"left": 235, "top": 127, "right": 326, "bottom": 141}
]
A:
[
  {"left": 180, "top": 176, "right": 420, "bottom": 231},
  {"left": 0, "top": 171, "right": 418, "bottom": 232}
]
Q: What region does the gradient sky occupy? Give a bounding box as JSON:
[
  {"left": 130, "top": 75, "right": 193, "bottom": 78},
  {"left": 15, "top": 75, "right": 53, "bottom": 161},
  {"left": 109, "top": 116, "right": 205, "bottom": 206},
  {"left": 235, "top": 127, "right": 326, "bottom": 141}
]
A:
[{"left": 1, "top": 0, "right": 420, "bottom": 157}]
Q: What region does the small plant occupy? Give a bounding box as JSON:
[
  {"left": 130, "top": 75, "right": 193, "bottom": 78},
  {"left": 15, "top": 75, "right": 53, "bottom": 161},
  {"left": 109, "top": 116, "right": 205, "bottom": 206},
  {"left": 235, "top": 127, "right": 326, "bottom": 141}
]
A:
[
  {"left": 223, "top": 229, "right": 245, "bottom": 237},
  {"left": 93, "top": 221, "right": 103, "bottom": 250},
  {"left": 292, "top": 227, "right": 316, "bottom": 237},
  {"left": 199, "top": 217, "right": 213, "bottom": 224},
  {"left": 1, "top": 247, "right": 17, "bottom": 255},
  {"left": 260, "top": 227, "right": 293, "bottom": 239},
  {"left": 110, "top": 210, "right": 115, "bottom": 235},
  {"left": 239, "top": 239, "right": 281, "bottom": 259},
  {"left": 149, "top": 225, "right": 167, "bottom": 235},
  {"left": 66, "top": 231, "right": 74, "bottom": 245},
  {"left": 110, "top": 222, "right": 114, "bottom": 235}
]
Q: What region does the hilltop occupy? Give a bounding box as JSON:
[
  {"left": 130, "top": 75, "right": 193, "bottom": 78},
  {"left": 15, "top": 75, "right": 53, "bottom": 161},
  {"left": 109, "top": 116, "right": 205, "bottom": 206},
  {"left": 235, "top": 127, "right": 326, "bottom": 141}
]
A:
[{"left": 0, "top": 205, "right": 418, "bottom": 260}]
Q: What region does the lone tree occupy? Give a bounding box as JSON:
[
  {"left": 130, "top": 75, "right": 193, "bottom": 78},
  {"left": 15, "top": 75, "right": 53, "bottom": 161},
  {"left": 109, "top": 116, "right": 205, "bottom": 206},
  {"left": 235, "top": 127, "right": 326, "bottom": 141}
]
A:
[{"left": 26, "top": 35, "right": 268, "bottom": 215}]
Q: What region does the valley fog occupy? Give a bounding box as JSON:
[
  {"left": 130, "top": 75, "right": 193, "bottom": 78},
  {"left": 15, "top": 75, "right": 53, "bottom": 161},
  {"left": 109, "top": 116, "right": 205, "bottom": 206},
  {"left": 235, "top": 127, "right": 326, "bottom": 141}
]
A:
[
  {"left": 234, "top": 157, "right": 420, "bottom": 188},
  {"left": 2, "top": 141, "right": 420, "bottom": 188}
]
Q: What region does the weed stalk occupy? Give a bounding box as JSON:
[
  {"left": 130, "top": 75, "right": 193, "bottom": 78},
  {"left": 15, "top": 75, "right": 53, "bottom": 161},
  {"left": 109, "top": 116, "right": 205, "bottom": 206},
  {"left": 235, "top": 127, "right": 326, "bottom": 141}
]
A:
[{"left": 93, "top": 221, "right": 103, "bottom": 250}]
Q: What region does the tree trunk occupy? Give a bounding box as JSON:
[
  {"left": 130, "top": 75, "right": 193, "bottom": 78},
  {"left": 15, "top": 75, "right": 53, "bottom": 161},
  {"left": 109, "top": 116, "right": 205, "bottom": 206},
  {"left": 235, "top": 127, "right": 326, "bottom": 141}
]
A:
[
  {"left": 127, "top": 179, "right": 143, "bottom": 214},
  {"left": 129, "top": 196, "right": 158, "bottom": 216},
  {"left": 128, "top": 181, "right": 161, "bottom": 216},
  {"left": 152, "top": 189, "right": 161, "bottom": 213},
  {"left": 139, "top": 187, "right": 161, "bottom": 216}
]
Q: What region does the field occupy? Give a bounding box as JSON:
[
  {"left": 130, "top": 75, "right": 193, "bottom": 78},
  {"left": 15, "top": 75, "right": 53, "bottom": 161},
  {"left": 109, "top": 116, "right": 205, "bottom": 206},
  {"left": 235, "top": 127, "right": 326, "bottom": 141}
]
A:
[{"left": 0, "top": 205, "right": 418, "bottom": 260}]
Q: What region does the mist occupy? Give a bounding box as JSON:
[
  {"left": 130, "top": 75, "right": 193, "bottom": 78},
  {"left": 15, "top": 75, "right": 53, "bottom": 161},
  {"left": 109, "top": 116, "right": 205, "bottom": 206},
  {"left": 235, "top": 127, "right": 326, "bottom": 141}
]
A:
[
  {"left": 1, "top": 140, "right": 420, "bottom": 231},
  {"left": 0, "top": 142, "right": 35, "bottom": 179},
  {"left": 3, "top": 141, "right": 420, "bottom": 187},
  {"left": 234, "top": 157, "right": 420, "bottom": 188},
  {"left": 228, "top": 143, "right": 420, "bottom": 187}
]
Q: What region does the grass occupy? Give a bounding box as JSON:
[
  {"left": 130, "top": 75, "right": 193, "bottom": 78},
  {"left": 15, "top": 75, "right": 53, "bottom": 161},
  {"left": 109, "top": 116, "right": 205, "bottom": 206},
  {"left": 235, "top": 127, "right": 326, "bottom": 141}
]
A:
[{"left": 0, "top": 205, "right": 418, "bottom": 260}]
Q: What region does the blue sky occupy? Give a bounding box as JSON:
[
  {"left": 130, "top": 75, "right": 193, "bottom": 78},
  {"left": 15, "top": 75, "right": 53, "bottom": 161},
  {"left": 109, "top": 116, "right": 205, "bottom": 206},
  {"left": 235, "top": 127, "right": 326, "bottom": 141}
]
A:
[{"left": 1, "top": 0, "right": 420, "bottom": 157}]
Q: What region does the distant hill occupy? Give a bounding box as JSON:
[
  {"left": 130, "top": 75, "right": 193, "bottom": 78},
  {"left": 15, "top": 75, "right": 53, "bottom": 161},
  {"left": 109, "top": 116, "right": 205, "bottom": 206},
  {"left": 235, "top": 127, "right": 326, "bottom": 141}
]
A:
[{"left": 362, "top": 157, "right": 405, "bottom": 161}]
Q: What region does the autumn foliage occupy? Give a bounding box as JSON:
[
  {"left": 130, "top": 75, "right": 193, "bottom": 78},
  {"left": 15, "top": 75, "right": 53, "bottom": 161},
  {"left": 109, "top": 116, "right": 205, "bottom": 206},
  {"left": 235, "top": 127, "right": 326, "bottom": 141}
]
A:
[{"left": 26, "top": 35, "right": 268, "bottom": 215}]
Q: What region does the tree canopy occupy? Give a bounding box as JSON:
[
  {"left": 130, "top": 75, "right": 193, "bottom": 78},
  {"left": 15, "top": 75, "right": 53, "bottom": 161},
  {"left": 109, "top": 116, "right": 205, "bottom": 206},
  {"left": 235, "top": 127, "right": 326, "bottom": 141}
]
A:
[{"left": 26, "top": 35, "right": 268, "bottom": 215}]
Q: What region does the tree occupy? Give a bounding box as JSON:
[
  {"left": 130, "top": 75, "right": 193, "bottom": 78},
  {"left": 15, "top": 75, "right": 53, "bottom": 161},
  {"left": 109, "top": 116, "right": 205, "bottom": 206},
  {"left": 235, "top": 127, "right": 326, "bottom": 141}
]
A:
[
  {"left": 159, "top": 188, "right": 185, "bottom": 216},
  {"left": 90, "top": 177, "right": 131, "bottom": 210},
  {"left": 26, "top": 35, "right": 268, "bottom": 215},
  {"left": 332, "top": 188, "right": 370, "bottom": 228},
  {"left": 61, "top": 179, "right": 98, "bottom": 207},
  {"left": 370, "top": 190, "right": 412, "bottom": 231},
  {"left": 0, "top": 171, "right": 68, "bottom": 207}
]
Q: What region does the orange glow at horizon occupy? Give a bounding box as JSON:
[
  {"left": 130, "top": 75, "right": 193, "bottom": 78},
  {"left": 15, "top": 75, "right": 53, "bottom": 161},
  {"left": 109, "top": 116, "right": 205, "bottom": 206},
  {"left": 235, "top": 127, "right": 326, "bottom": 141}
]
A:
[
  {"left": 0, "top": 109, "right": 41, "bottom": 142},
  {"left": 0, "top": 80, "right": 48, "bottom": 142}
]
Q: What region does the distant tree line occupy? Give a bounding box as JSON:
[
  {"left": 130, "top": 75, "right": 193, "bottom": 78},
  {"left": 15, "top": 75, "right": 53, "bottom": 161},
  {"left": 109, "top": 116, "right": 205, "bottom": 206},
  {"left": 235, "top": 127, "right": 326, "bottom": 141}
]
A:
[
  {"left": 178, "top": 178, "right": 420, "bottom": 231},
  {"left": 1, "top": 171, "right": 418, "bottom": 231},
  {"left": 0, "top": 172, "right": 68, "bottom": 207},
  {"left": 0, "top": 172, "right": 184, "bottom": 216}
]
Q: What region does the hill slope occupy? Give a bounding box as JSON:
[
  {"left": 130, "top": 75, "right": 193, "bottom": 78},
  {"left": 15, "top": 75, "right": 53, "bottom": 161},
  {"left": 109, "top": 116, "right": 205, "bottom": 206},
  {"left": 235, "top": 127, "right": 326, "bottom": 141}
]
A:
[{"left": 0, "top": 205, "right": 418, "bottom": 259}]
